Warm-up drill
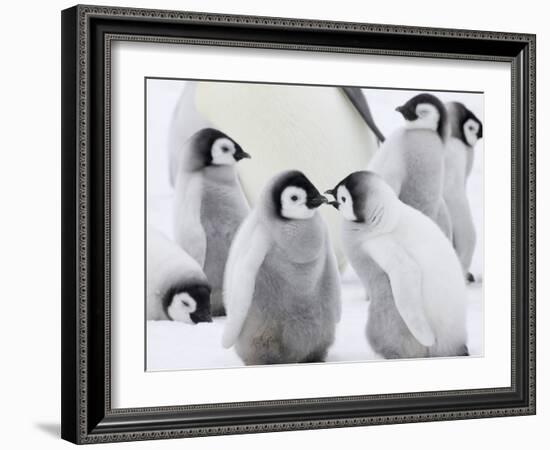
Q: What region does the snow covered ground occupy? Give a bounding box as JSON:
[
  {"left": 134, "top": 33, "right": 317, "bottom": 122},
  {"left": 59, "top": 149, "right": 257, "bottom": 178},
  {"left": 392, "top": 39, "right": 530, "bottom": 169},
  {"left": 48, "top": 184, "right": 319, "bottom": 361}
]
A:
[
  {"left": 147, "top": 271, "right": 482, "bottom": 371},
  {"left": 146, "top": 80, "right": 484, "bottom": 371}
]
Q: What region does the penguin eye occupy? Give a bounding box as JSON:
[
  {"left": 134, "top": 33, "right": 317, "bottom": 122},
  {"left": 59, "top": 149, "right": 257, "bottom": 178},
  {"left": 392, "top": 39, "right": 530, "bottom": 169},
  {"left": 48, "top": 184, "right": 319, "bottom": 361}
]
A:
[
  {"left": 181, "top": 300, "right": 190, "bottom": 307},
  {"left": 221, "top": 146, "right": 229, "bottom": 153},
  {"left": 291, "top": 195, "right": 298, "bottom": 202},
  {"left": 341, "top": 197, "right": 346, "bottom": 203}
]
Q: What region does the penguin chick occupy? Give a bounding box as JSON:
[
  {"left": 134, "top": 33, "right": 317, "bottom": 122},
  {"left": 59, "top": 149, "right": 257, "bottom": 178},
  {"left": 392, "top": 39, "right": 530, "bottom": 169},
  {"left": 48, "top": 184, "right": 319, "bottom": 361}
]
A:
[
  {"left": 326, "top": 171, "right": 468, "bottom": 359},
  {"left": 444, "top": 102, "right": 483, "bottom": 281},
  {"left": 368, "top": 93, "right": 452, "bottom": 237},
  {"left": 173, "top": 128, "right": 251, "bottom": 316},
  {"left": 222, "top": 170, "right": 341, "bottom": 365},
  {"left": 147, "top": 228, "right": 212, "bottom": 324}
]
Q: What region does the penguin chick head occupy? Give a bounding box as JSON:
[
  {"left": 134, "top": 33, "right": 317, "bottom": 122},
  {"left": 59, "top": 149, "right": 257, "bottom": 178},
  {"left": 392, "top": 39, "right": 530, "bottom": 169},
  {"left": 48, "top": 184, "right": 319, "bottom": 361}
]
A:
[
  {"left": 396, "top": 93, "right": 448, "bottom": 139},
  {"left": 162, "top": 283, "right": 212, "bottom": 324},
  {"left": 271, "top": 170, "right": 328, "bottom": 220},
  {"left": 446, "top": 101, "right": 483, "bottom": 147},
  {"left": 325, "top": 171, "right": 399, "bottom": 230},
  {"left": 186, "top": 128, "right": 250, "bottom": 170}
]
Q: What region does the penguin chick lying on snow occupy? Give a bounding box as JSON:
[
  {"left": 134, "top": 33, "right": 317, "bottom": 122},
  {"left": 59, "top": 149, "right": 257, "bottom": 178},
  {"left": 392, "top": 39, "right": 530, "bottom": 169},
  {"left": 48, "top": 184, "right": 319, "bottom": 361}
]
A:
[
  {"left": 326, "top": 171, "right": 468, "bottom": 359},
  {"left": 222, "top": 170, "right": 341, "bottom": 365},
  {"left": 147, "top": 228, "right": 212, "bottom": 324},
  {"left": 172, "top": 128, "right": 251, "bottom": 317}
]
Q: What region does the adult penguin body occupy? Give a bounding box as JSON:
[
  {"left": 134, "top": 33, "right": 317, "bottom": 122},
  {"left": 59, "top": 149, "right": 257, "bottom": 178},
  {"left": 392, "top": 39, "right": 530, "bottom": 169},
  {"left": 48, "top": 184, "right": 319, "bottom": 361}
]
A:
[
  {"left": 222, "top": 170, "right": 341, "bottom": 365},
  {"left": 444, "top": 101, "right": 483, "bottom": 281},
  {"left": 147, "top": 228, "right": 212, "bottom": 324},
  {"left": 168, "top": 81, "right": 385, "bottom": 269},
  {"left": 173, "top": 128, "right": 251, "bottom": 316},
  {"left": 368, "top": 93, "right": 451, "bottom": 237},
  {"left": 326, "top": 171, "right": 468, "bottom": 359}
]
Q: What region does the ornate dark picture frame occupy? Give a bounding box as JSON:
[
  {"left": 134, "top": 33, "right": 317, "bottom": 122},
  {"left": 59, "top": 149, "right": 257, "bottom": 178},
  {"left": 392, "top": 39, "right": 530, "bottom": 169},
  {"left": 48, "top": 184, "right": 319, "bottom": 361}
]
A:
[{"left": 61, "top": 4, "right": 536, "bottom": 444}]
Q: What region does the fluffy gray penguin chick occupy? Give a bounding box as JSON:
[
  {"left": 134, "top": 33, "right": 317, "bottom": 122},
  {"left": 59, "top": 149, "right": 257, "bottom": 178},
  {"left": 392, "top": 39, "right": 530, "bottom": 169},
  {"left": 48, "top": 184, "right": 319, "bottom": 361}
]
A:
[
  {"left": 444, "top": 101, "right": 483, "bottom": 282},
  {"left": 173, "top": 128, "right": 251, "bottom": 316},
  {"left": 222, "top": 170, "right": 341, "bottom": 365},
  {"left": 326, "top": 171, "right": 468, "bottom": 359},
  {"left": 147, "top": 228, "right": 212, "bottom": 324},
  {"left": 368, "top": 93, "right": 452, "bottom": 237}
]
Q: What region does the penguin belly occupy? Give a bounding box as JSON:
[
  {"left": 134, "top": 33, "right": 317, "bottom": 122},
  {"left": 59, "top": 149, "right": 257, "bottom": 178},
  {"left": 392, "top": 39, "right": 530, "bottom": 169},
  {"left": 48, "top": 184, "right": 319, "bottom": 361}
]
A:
[
  {"left": 235, "top": 250, "right": 337, "bottom": 365},
  {"left": 200, "top": 178, "right": 249, "bottom": 316},
  {"left": 397, "top": 130, "right": 446, "bottom": 222}
]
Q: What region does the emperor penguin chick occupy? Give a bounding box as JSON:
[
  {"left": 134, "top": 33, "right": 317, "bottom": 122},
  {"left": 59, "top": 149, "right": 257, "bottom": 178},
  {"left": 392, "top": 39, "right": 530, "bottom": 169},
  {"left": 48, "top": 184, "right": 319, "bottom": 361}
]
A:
[
  {"left": 444, "top": 101, "right": 483, "bottom": 281},
  {"left": 222, "top": 170, "right": 341, "bottom": 365},
  {"left": 147, "top": 228, "right": 212, "bottom": 324},
  {"left": 173, "top": 128, "right": 251, "bottom": 316},
  {"left": 368, "top": 93, "right": 451, "bottom": 237},
  {"left": 326, "top": 171, "right": 468, "bottom": 359}
]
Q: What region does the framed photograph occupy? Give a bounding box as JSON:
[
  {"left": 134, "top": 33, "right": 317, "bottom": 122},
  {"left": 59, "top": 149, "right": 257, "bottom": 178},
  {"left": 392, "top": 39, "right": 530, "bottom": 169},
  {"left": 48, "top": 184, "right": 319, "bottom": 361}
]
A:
[{"left": 61, "top": 4, "right": 536, "bottom": 444}]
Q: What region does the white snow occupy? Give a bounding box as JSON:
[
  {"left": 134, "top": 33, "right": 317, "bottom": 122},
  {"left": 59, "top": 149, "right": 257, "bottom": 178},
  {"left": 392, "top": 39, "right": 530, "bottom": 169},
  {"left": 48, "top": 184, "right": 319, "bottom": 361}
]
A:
[
  {"left": 146, "top": 80, "right": 484, "bottom": 371},
  {"left": 147, "top": 268, "right": 482, "bottom": 371}
]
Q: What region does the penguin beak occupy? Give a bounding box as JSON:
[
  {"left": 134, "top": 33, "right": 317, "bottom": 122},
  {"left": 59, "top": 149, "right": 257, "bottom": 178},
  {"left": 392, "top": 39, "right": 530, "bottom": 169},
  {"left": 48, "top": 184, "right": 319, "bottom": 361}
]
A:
[
  {"left": 234, "top": 150, "right": 251, "bottom": 161},
  {"left": 190, "top": 310, "right": 213, "bottom": 324},
  {"left": 324, "top": 189, "right": 338, "bottom": 209},
  {"left": 307, "top": 195, "right": 329, "bottom": 209},
  {"left": 395, "top": 104, "right": 416, "bottom": 121}
]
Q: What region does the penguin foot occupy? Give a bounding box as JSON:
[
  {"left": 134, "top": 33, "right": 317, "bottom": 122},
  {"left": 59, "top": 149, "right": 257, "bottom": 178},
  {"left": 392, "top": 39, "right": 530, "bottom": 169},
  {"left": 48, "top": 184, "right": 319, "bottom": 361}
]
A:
[{"left": 466, "top": 272, "right": 475, "bottom": 283}]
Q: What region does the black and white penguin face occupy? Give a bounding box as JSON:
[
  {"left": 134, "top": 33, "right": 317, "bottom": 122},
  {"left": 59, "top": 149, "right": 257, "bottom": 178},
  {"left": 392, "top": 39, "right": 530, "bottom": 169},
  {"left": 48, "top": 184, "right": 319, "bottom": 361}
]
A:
[
  {"left": 463, "top": 119, "right": 482, "bottom": 147},
  {"left": 326, "top": 171, "right": 397, "bottom": 226},
  {"left": 210, "top": 137, "right": 249, "bottom": 166},
  {"left": 396, "top": 93, "right": 448, "bottom": 139},
  {"left": 334, "top": 185, "right": 357, "bottom": 221},
  {"left": 272, "top": 171, "right": 328, "bottom": 220},
  {"left": 325, "top": 173, "right": 366, "bottom": 223},
  {"left": 446, "top": 102, "right": 483, "bottom": 147},
  {"left": 189, "top": 128, "right": 250, "bottom": 169},
  {"left": 163, "top": 284, "right": 212, "bottom": 324}
]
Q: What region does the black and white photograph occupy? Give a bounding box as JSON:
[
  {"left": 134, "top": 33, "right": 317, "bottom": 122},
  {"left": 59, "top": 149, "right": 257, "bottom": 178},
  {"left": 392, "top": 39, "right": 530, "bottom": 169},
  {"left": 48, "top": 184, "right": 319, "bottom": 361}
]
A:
[{"left": 146, "top": 79, "right": 484, "bottom": 371}]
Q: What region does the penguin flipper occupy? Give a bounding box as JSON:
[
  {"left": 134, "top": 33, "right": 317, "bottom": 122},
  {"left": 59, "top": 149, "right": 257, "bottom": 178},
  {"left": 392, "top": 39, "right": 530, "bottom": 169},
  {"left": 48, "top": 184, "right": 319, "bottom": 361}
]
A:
[
  {"left": 364, "top": 236, "right": 436, "bottom": 347},
  {"left": 174, "top": 173, "right": 207, "bottom": 267},
  {"left": 341, "top": 87, "right": 385, "bottom": 143},
  {"left": 222, "top": 215, "right": 271, "bottom": 348}
]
